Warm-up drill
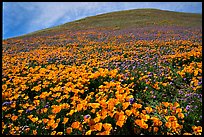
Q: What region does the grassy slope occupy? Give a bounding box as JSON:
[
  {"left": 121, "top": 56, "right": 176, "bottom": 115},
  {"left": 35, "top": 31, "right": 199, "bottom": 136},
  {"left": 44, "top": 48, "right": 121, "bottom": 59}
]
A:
[{"left": 8, "top": 8, "right": 202, "bottom": 39}]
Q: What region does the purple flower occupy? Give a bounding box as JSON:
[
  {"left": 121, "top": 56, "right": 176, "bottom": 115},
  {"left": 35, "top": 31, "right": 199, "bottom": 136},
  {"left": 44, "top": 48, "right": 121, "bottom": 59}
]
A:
[
  {"left": 61, "top": 87, "right": 65, "bottom": 90},
  {"left": 129, "top": 98, "right": 134, "bottom": 104},
  {"left": 2, "top": 101, "right": 10, "bottom": 106},
  {"left": 26, "top": 109, "right": 31, "bottom": 113},
  {"left": 84, "top": 114, "right": 91, "bottom": 119},
  {"left": 185, "top": 94, "right": 190, "bottom": 97},
  {"left": 162, "top": 94, "right": 167, "bottom": 97},
  {"left": 198, "top": 81, "right": 202, "bottom": 86},
  {"left": 183, "top": 78, "right": 186, "bottom": 81},
  {"left": 44, "top": 104, "right": 49, "bottom": 108},
  {"left": 186, "top": 105, "right": 190, "bottom": 111},
  {"left": 178, "top": 90, "right": 183, "bottom": 94},
  {"left": 2, "top": 101, "right": 12, "bottom": 106}
]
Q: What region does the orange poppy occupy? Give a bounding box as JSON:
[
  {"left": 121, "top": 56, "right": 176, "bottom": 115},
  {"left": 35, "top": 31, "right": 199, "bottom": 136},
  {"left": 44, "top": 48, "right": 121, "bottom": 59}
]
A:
[
  {"left": 62, "top": 117, "right": 69, "bottom": 124},
  {"left": 71, "top": 121, "right": 80, "bottom": 129},
  {"left": 77, "top": 104, "right": 83, "bottom": 111},
  {"left": 47, "top": 119, "right": 55, "bottom": 126},
  {"left": 11, "top": 115, "right": 18, "bottom": 121},
  {"left": 192, "top": 126, "right": 202, "bottom": 133},
  {"left": 165, "top": 122, "right": 171, "bottom": 128},
  {"left": 94, "top": 116, "right": 101, "bottom": 123},
  {"left": 66, "top": 127, "right": 72, "bottom": 134},
  {"left": 94, "top": 123, "right": 102, "bottom": 131},
  {"left": 103, "top": 123, "right": 112, "bottom": 131},
  {"left": 178, "top": 113, "right": 184, "bottom": 119},
  {"left": 116, "top": 120, "right": 125, "bottom": 127},
  {"left": 176, "top": 108, "right": 182, "bottom": 114},
  {"left": 173, "top": 102, "right": 180, "bottom": 108},
  {"left": 118, "top": 113, "right": 126, "bottom": 121},
  {"left": 125, "top": 109, "right": 132, "bottom": 116},
  {"left": 51, "top": 123, "right": 58, "bottom": 129},
  {"left": 43, "top": 118, "right": 49, "bottom": 123},
  {"left": 145, "top": 107, "right": 153, "bottom": 113},
  {"left": 122, "top": 102, "right": 130, "bottom": 110},
  {"left": 165, "top": 116, "right": 177, "bottom": 122},
  {"left": 133, "top": 103, "right": 142, "bottom": 109},
  {"left": 153, "top": 127, "right": 159, "bottom": 133},
  {"left": 162, "top": 102, "right": 169, "bottom": 108},
  {"left": 52, "top": 106, "right": 61, "bottom": 114}
]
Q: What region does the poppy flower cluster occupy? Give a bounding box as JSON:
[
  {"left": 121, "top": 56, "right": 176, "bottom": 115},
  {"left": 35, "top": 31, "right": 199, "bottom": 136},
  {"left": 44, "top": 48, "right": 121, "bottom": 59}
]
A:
[{"left": 2, "top": 25, "right": 202, "bottom": 135}]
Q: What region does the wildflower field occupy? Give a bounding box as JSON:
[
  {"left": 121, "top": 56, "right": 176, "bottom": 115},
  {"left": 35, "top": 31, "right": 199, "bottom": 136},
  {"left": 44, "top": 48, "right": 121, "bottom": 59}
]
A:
[{"left": 2, "top": 10, "right": 202, "bottom": 135}]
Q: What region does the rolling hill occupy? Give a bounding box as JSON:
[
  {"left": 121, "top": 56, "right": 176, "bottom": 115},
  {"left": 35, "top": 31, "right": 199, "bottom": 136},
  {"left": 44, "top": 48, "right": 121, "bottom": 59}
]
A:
[{"left": 2, "top": 8, "right": 202, "bottom": 135}]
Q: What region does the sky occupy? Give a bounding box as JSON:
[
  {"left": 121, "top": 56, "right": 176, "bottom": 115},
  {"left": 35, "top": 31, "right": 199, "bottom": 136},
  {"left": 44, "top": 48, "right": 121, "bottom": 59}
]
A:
[{"left": 3, "top": 2, "right": 202, "bottom": 39}]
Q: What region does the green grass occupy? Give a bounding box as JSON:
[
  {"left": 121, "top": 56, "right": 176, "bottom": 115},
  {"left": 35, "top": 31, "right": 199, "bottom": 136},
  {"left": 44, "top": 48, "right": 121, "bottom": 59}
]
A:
[{"left": 7, "top": 8, "right": 202, "bottom": 40}]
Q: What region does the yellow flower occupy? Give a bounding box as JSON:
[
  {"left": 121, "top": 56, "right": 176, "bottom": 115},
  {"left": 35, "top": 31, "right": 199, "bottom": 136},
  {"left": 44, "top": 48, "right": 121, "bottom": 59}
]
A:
[
  {"left": 33, "top": 130, "right": 37, "bottom": 135},
  {"left": 31, "top": 117, "right": 38, "bottom": 123},
  {"left": 183, "top": 133, "right": 192, "bottom": 135},
  {"left": 18, "top": 110, "right": 24, "bottom": 114},
  {"left": 89, "top": 103, "right": 100, "bottom": 109},
  {"left": 85, "top": 130, "right": 92, "bottom": 135},
  {"left": 67, "top": 109, "right": 75, "bottom": 116},
  {"left": 142, "top": 114, "right": 150, "bottom": 122},
  {"left": 23, "top": 96, "right": 29, "bottom": 100},
  {"left": 56, "top": 132, "right": 63, "bottom": 135},
  {"left": 51, "top": 131, "right": 56, "bottom": 135}
]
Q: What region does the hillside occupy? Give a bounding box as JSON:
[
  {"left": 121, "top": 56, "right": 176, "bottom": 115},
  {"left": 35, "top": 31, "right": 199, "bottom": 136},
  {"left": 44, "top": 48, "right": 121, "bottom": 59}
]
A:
[
  {"left": 2, "top": 8, "right": 202, "bottom": 135},
  {"left": 7, "top": 8, "right": 202, "bottom": 39}
]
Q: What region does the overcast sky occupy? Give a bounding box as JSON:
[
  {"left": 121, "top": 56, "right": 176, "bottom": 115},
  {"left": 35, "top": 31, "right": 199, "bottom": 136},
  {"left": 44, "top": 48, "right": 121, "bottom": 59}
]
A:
[{"left": 3, "top": 2, "right": 202, "bottom": 39}]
